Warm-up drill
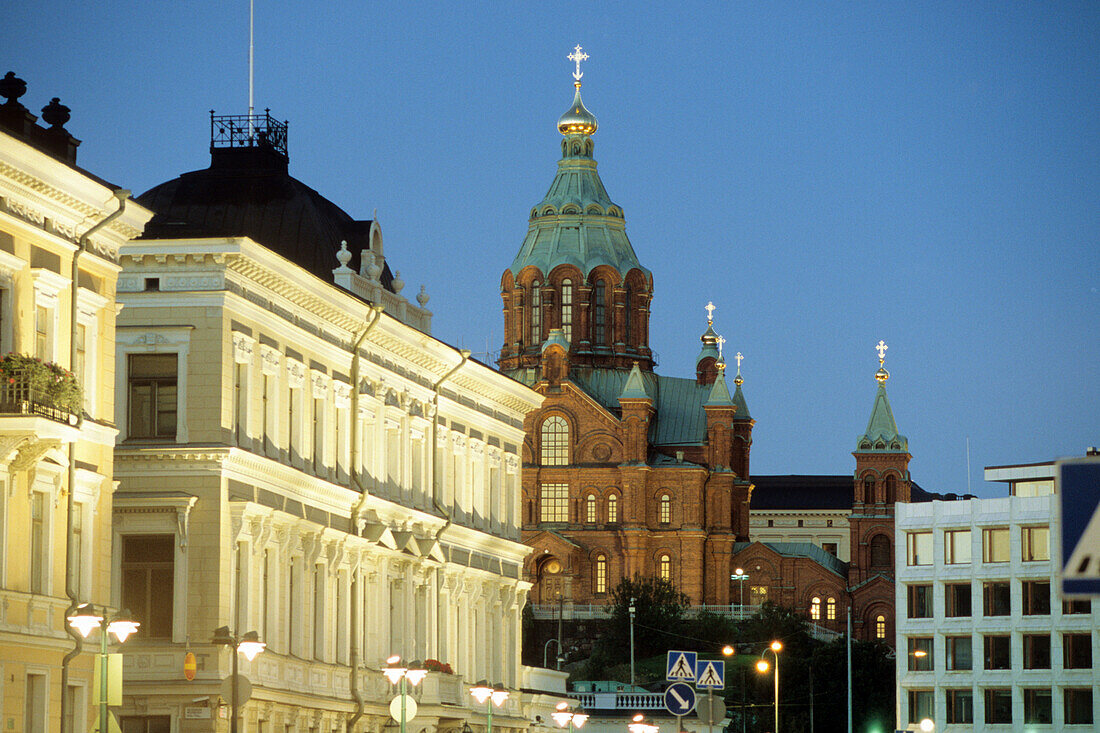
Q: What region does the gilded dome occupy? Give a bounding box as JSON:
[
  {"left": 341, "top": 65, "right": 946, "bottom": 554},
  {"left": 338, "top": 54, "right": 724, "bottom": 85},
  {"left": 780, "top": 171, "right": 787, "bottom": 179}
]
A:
[{"left": 557, "top": 83, "right": 598, "bottom": 136}]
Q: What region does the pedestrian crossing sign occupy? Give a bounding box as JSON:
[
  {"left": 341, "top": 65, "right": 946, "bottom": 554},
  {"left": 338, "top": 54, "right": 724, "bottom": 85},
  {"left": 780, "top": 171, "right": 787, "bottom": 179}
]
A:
[
  {"left": 666, "top": 650, "right": 697, "bottom": 681},
  {"left": 695, "top": 660, "right": 725, "bottom": 689}
]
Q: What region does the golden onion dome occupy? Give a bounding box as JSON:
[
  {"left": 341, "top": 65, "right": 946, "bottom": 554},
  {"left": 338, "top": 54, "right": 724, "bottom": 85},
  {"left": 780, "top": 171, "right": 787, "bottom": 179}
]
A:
[{"left": 558, "top": 82, "right": 598, "bottom": 136}]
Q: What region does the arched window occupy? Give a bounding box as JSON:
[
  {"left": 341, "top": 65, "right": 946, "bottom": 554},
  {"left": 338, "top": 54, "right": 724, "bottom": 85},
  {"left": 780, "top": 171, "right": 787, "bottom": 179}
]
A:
[
  {"left": 810, "top": 597, "right": 822, "bottom": 620},
  {"left": 585, "top": 494, "right": 597, "bottom": 523},
  {"left": 561, "top": 279, "right": 573, "bottom": 342},
  {"left": 862, "top": 475, "right": 875, "bottom": 503},
  {"left": 658, "top": 494, "right": 671, "bottom": 524},
  {"left": 875, "top": 615, "right": 886, "bottom": 639},
  {"left": 540, "top": 416, "right": 568, "bottom": 465},
  {"left": 623, "top": 284, "right": 632, "bottom": 343},
  {"left": 885, "top": 475, "right": 897, "bottom": 503},
  {"left": 826, "top": 597, "right": 837, "bottom": 621},
  {"left": 594, "top": 554, "right": 607, "bottom": 593},
  {"left": 870, "top": 535, "right": 891, "bottom": 568},
  {"left": 593, "top": 280, "right": 606, "bottom": 344},
  {"left": 658, "top": 554, "right": 671, "bottom": 581},
  {"left": 531, "top": 280, "right": 541, "bottom": 345},
  {"left": 607, "top": 494, "right": 619, "bottom": 523}
]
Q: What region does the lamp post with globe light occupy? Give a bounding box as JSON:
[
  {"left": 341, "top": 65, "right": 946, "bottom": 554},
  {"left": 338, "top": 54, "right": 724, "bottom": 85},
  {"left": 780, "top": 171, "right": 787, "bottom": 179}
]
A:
[
  {"left": 730, "top": 568, "right": 748, "bottom": 617},
  {"left": 551, "top": 701, "right": 588, "bottom": 733},
  {"left": 755, "top": 641, "right": 782, "bottom": 733},
  {"left": 211, "top": 626, "right": 265, "bottom": 733},
  {"left": 384, "top": 656, "right": 427, "bottom": 733},
  {"left": 67, "top": 604, "right": 139, "bottom": 733},
  {"left": 470, "top": 681, "right": 509, "bottom": 733}
]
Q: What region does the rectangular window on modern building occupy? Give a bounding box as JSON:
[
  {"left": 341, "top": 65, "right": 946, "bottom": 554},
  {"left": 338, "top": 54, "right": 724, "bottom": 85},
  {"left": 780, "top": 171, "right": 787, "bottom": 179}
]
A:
[
  {"left": 1023, "top": 634, "right": 1051, "bottom": 669},
  {"left": 907, "top": 690, "right": 933, "bottom": 724},
  {"left": 907, "top": 637, "right": 933, "bottom": 671},
  {"left": 539, "top": 483, "right": 569, "bottom": 523},
  {"left": 1023, "top": 688, "right": 1052, "bottom": 725},
  {"left": 945, "top": 583, "right": 972, "bottom": 617},
  {"left": 946, "top": 636, "right": 972, "bottom": 670},
  {"left": 1063, "top": 598, "right": 1091, "bottom": 614},
  {"left": 907, "top": 584, "right": 933, "bottom": 619},
  {"left": 945, "top": 689, "right": 973, "bottom": 725},
  {"left": 982, "top": 581, "right": 1010, "bottom": 616},
  {"left": 944, "top": 529, "right": 971, "bottom": 564},
  {"left": 1063, "top": 633, "right": 1093, "bottom": 669},
  {"left": 983, "top": 688, "right": 1012, "bottom": 725},
  {"left": 1021, "top": 526, "right": 1049, "bottom": 561},
  {"left": 907, "top": 531, "right": 933, "bottom": 565},
  {"left": 1022, "top": 580, "right": 1050, "bottom": 615},
  {"left": 120, "top": 534, "right": 174, "bottom": 638},
  {"left": 1065, "top": 688, "right": 1094, "bottom": 725},
  {"left": 983, "top": 634, "right": 1010, "bottom": 670},
  {"left": 128, "top": 354, "right": 178, "bottom": 439},
  {"left": 982, "top": 527, "right": 1010, "bottom": 562}
]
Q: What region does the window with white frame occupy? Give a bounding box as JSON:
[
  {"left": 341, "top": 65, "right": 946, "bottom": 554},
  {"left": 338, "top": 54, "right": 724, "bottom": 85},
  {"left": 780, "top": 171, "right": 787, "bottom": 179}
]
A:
[
  {"left": 982, "top": 527, "right": 1010, "bottom": 563},
  {"left": 944, "top": 529, "right": 971, "bottom": 564},
  {"left": 539, "top": 483, "right": 568, "bottom": 522},
  {"left": 128, "top": 354, "right": 177, "bottom": 440},
  {"left": 906, "top": 531, "right": 933, "bottom": 566},
  {"left": 32, "top": 269, "right": 66, "bottom": 363},
  {"left": 1022, "top": 525, "right": 1049, "bottom": 561},
  {"left": 594, "top": 554, "right": 607, "bottom": 593},
  {"left": 30, "top": 491, "right": 48, "bottom": 594},
  {"left": 120, "top": 534, "right": 174, "bottom": 638},
  {"left": 540, "top": 416, "right": 569, "bottom": 465}
]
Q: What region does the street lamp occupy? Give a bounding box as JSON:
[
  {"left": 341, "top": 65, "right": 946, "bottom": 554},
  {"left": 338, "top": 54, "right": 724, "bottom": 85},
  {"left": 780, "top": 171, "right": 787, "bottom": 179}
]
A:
[
  {"left": 212, "top": 626, "right": 266, "bottom": 733},
  {"left": 551, "top": 701, "right": 588, "bottom": 733},
  {"left": 470, "top": 680, "right": 509, "bottom": 733},
  {"left": 755, "top": 641, "right": 782, "bottom": 733},
  {"left": 628, "top": 596, "right": 636, "bottom": 686},
  {"left": 67, "top": 604, "right": 139, "bottom": 733},
  {"left": 919, "top": 718, "right": 935, "bottom": 732},
  {"left": 383, "top": 656, "right": 427, "bottom": 733},
  {"left": 730, "top": 568, "right": 748, "bottom": 617},
  {"left": 626, "top": 713, "right": 658, "bottom": 733}
]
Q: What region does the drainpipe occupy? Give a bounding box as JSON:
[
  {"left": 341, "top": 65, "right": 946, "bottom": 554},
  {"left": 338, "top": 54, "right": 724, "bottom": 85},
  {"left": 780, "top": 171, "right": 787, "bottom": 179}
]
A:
[
  {"left": 347, "top": 304, "right": 384, "bottom": 733},
  {"left": 429, "top": 348, "right": 468, "bottom": 672},
  {"left": 61, "top": 190, "right": 129, "bottom": 733}
]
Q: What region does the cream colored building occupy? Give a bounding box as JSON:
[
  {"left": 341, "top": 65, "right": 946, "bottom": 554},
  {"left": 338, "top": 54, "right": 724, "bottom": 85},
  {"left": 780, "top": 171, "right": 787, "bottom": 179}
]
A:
[
  {"left": 111, "top": 114, "right": 548, "bottom": 733},
  {"left": 0, "top": 74, "right": 152, "bottom": 733}
]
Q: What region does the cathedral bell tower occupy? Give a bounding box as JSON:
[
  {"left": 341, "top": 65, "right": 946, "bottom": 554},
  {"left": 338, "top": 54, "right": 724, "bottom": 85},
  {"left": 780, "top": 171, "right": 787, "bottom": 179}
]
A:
[{"left": 499, "top": 48, "right": 654, "bottom": 375}]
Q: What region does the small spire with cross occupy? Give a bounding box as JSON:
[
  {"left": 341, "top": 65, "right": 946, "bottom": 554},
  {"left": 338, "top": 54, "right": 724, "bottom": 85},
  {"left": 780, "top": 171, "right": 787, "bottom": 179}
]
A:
[
  {"left": 705, "top": 301, "right": 716, "bottom": 325},
  {"left": 568, "top": 45, "right": 589, "bottom": 83},
  {"left": 734, "top": 352, "right": 744, "bottom": 386},
  {"left": 874, "top": 340, "right": 890, "bottom": 384},
  {"left": 716, "top": 335, "right": 725, "bottom": 358}
]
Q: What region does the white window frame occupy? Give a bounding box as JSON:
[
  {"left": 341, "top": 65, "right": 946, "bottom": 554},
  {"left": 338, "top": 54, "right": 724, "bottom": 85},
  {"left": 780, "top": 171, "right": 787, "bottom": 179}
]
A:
[
  {"left": 115, "top": 326, "right": 192, "bottom": 443},
  {"left": 31, "top": 269, "right": 67, "bottom": 362},
  {"left": 0, "top": 248, "right": 26, "bottom": 355},
  {"left": 75, "top": 287, "right": 108, "bottom": 415}
]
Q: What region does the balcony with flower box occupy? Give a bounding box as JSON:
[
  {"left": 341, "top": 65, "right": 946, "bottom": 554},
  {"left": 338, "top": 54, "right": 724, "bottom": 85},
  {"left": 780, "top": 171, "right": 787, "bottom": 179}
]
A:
[{"left": 0, "top": 354, "right": 82, "bottom": 462}]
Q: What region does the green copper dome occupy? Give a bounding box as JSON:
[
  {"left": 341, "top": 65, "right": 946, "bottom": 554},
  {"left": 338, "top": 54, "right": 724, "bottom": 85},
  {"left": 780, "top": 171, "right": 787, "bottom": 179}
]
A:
[{"left": 508, "top": 83, "right": 649, "bottom": 280}]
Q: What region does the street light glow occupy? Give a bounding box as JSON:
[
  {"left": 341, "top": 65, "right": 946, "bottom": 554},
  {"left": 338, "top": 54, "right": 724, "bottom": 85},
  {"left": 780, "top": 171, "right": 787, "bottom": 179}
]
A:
[
  {"left": 770, "top": 640, "right": 783, "bottom": 652},
  {"left": 756, "top": 659, "right": 769, "bottom": 673},
  {"left": 721, "top": 644, "right": 734, "bottom": 656},
  {"left": 67, "top": 604, "right": 104, "bottom": 638},
  {"left": 919, "top": 719, "right": 934, "bottom": 732},
  {"left": 107, "top": 618, "right": 141, "bottom": 643}
]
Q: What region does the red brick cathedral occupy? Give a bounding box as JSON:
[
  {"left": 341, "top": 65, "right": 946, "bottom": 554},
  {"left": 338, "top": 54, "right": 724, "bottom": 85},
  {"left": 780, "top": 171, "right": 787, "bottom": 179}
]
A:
[{"left": 501, "top": 66, "right": 933, "bottom": 642}]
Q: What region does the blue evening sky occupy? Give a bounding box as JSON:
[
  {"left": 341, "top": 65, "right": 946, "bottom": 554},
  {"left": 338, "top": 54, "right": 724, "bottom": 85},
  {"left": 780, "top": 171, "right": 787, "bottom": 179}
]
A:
[{"left": 6, "top": 2, "right": 1098, "bottom": 497}]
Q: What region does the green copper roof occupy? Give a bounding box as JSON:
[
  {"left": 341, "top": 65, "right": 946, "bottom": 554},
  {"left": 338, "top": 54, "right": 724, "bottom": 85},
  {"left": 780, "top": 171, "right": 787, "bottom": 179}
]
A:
[
  {"left": 508, "top": 88, "right": 649, "bottom": 280},
  {"left": 542, "top": 328, "right": 570, "bottom": 352},
  {"left": 619, "top": 363, "right": 651, "bottom": 400},
  {"left": 732, "top": 380, "right": 751, "bottom": 419},
  {"left": 704, "top": 371, "right": 733, "bottom": 407},
  {"left": 856, "top": 383, "right": 908, "bottom": 452}
]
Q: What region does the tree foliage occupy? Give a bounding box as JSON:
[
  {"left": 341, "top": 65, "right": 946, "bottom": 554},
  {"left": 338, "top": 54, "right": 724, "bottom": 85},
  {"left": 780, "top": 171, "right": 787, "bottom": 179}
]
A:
[{"left": 584, "top": 574, "right": 689, "bottom": 678}]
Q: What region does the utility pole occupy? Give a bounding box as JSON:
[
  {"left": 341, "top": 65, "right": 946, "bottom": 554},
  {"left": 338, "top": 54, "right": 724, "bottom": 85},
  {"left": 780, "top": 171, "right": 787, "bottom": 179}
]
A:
[
  {"left": 847, "top": 607, "right": 853, "bottom": 733},
  {"left": 629, "top": 596, "right": 636, "bottom": 686}
]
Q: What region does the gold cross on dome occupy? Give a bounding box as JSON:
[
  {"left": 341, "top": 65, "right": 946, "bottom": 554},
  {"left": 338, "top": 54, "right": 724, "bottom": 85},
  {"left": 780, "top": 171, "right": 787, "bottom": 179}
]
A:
[
  {"left": 704, "top": 301, "right": 716, "bottom": 324},
  {"left": 716, "top": 335, "right": 725, "bottom": 357},
  {"left": 568, "top": 45, "right": 589, "bottom": 82},
  {"left": 735, "top": 351, "right": 744, "bottom": 373},
  {"left": 876, "top": 340, "right": 888, "bottom": 364}
]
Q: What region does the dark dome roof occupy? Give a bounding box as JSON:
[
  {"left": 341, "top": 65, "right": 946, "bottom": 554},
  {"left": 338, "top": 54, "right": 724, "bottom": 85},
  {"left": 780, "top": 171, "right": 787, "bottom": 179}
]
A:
[{"left": 137, "top": 144, "right": 392, "bottom": 289}]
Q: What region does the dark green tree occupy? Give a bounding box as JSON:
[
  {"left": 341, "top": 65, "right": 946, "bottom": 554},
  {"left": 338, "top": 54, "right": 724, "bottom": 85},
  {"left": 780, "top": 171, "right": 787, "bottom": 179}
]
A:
[{"left": 583, "top": 574, "right": 689, "bottom": 679}]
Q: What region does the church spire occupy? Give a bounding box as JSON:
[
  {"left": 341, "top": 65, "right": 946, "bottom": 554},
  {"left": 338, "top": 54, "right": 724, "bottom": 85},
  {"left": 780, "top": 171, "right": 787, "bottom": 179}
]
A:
[
  {"left": 558, "top": 45, "right": 598, "bottom": 136},
  {"left": 857, "top": 340, "right": 908, "bottom": 452}
]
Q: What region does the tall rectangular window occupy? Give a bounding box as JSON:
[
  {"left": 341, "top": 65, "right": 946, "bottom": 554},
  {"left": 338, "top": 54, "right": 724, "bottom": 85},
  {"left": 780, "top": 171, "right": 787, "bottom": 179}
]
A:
[
  {"left": 35, "top": 305, "right": 49, "bottom": 359},
  {"left": 593, "top": 281, "right": 606, "bottom": 344},
  {"left": 907, "top": 690, "right": 933, "bottom": 724},
  {"left": 1023, "top": 689, "right": 1052, "bottom": 725},
  {"left": 128, "top": 354, "right": 177, "bottom": 439},
  {"left": 287, "top": 560, "right": 298, "bottom": 655},
  {"left": 906, "top": 532, "right": 933, "bottom": 566},
  {"left": 983, "top": 634, "right": 1010, "bottom": 670},
  {"left": 25, "top": 673, "right": 46, "bottom": 733},
  {"left": 120, "top": 535, "right": 174, "bottom": 638},
  {"left": 944, "top": 529, "right": 971, "bottom": 564},
  {"left": 288, "top": 386, "right": 301, "bottom": 465},
  {"left": 982, "top": 527, "right": 1010, "bottom": 562},
  {"left": 946, "top": 636, "right": 972, "bottom": 670},
  {"left": 75, "top": 323, "right": 87, "bottom": 406},
  {"left": 945, "top": 689, "right": 973, "bottom": 724},
  {"left": 560, "top": 280, "right": 573, "bottom": 342},
  {"left": 530, "top": 281, "right": 541, "bottom": 345},
  {"left": 594, "top": 555, "right": 607, "bottom": 593},
  {"left": 260, "top": 550, "right": 270, "bottom": 641},
  {"left": 30, "top": 491, "right": 46, "bottom": 594},
  {"left": 1022, "top": 526, "right": 1049, "bottom": 561},
  {"left": 312, "top": 398, "right": 325, "bottom": 475},
  {"left": 907, "top": 585, "right": 932, "bottom": 618},
  {"left": 69, "top": 502, "right": 84, "bottom": 599},
  {"left": 982, "top": 581, "right": 1010, "bottom": 616},
  {"left": 907, "top": 637, "right": 933, "bottom": 671},
  {"left": 945, "top": 583, "right": 971, "bottom": 617},
  {"left": 539, "top": 483, "right": 569, "bottom": 522},
  {"left": 261, "top": 374, "right": 271, "bottom": 456},
  {"left": 1022, "top": 580, "right": 1050, "bottom": 615},
  {"left": 313, "top": 567, "right": 324, "bottom": 661},
  {"left": 983, "top": 689, "right": 1012, "bottom": 725},
  {"left": 1023, "top": 634, "right": 1050, "bottom": 669},
  {"left": 1063, "top": 633, "right": 1092, "bottom": 669},
  {"left": 1065, "top": 688, "right": 1094, "bottom": 725}
]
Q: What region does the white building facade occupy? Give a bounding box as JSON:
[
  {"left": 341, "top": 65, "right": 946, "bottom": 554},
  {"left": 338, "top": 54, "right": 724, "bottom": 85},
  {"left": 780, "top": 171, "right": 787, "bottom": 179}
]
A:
[{"left": 895, "top": 463, "right": 1099, "bottom": 731}]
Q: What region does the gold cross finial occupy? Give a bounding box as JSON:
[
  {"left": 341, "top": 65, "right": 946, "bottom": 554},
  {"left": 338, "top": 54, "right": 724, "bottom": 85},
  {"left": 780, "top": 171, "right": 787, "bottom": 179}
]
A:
[
  {"left": 876, "top": 340, "right": 888, "bottom": 365},
  {"left": 735, "top": 352, "right": 744, "bottom": 373},
  {"left": 705, "top": 301, "right": 716, "bottom": 324},
  {"left": 716, "top": 335, "right": 725, "bottom": 358},
  {"left": 568, "top": 45, "right": 589, "bottom": 82}
]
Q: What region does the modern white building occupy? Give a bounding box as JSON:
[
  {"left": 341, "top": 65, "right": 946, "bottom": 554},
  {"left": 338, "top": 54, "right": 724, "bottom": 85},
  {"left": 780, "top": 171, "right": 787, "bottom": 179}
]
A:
[{"left": 895, "top": 457, "right": 1099, "bottom": 731}]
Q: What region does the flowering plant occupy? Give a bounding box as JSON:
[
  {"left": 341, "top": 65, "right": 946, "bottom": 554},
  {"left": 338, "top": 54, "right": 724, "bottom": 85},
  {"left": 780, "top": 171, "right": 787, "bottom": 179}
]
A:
[
  {"left": 423, "top": 659, "right": 453, "bottom": 674},
  {"left": 0, "top": 353, "right": 83, "bottom": 415}
]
